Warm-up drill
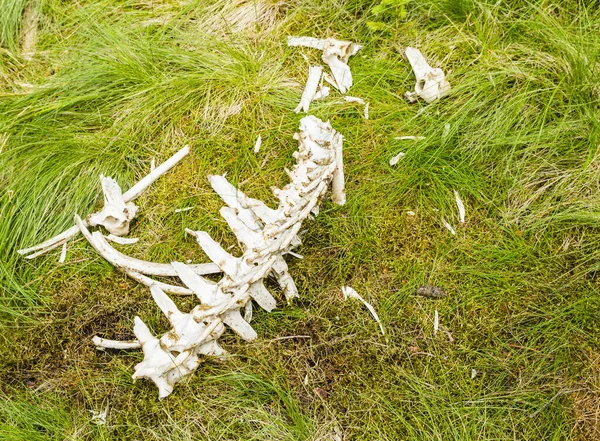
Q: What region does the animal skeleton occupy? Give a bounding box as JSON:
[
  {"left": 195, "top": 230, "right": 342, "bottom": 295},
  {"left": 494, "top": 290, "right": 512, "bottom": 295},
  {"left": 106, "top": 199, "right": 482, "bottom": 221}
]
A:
[{"left": 77, "top": 115, "right": 345, "bottom": 398}]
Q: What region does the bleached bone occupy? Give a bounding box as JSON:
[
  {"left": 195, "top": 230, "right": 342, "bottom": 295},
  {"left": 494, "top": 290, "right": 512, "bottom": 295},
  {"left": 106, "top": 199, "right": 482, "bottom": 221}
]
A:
[
  {"left": 87, "top": 176, "right": 139, "bottom": 236},
  {"left": 58, "top": 242, "right": 67, "bottom": 263},
  {"left": 294, "top": 65, "right": 323, "bottom": 113},
  {"left": 405, "top": 47, "right": 451, "bottom": 103},
  {"left": 254, "top": 134, "right": 262, "bottom": 153},
  {"left": 288, "top": 37, "right": 362, "bottom": 93},
  {"left": 344, "top": 96, "right": 365, "bottom": 104},
  {"left": 91, "top": 116, "right": 345, "bottom": 398},
  {"left": 18, "top": 146, "right": 190, "bottom": 258},
  {"left": 75, "top": 216, "right": 220, "bottom": 277},
  {"left": 342, "top": 286, "right": 385, "bottom": 335},
  {"left": 313, "top": 86, "right": 330, "bottom": 100},
  {"left": 389, "top": 152, "right": 406, "bottom": 166},
  {"left": 454, "top": 190, "right": 465, "bottom": 223},
  {"left": 92, "top": 336, "right": 141, "bottom": 350},
  {"left": 442, "top": 218, "right": 456, "bottom": 235}
]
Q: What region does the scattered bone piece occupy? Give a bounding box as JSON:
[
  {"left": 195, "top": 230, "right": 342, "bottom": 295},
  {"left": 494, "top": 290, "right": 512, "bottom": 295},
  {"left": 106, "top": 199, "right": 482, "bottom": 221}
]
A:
[
  {"left": 364, "top": 102, "right": 369, "bottom": 120},
  {"left": 288, "top": 36, "right": 362, "bottom": 93},
  {"left": 389, "top": 152, "right": 405, "bottom": 166},
  {"left": 150, "top": 158, "right": 156, "bottom": 172},
  {"left": 394, "top": 136, "right": 425, "bottom": 141},
  {"left": 313, "top": 86, "right": 330, "bottom": 100},
  {"left": 90, "top": 406, "right": 108, "bottom": 426},
  {"left": 174, "top": 207, "right": 193, "bottom": 213},
  {"left": 105, "top": 234, "right": 139, "bottom": 245},
  {"left": 295, "top": 65, "right": 323, "bottom": 113},
  {"left": 18, "top": 146, "right": 190, "bottom": 258},
  {"left": 454, "top": 190, "right": 465, "bottom": 223},
  {"left": 344, "top": 96, "right": 365, "bottom": 104},
  {"left": 92, "top": 336, "right": 141, "bottom": 350},
  {"left": 442, "top": 218, "right": 456, "bottom": 235},
  {"left": 434, "top": 309, "right": 439, "bottom": 335},
  {"left": 254, "top": 134, "right": 262, "bottom": 153},
  {"left": 405, "top": 47, "right": 451, "bottom": 103},
  {"left": 404, "top": 91, "right": 418, "bottom": 103},
  {"left": 341, "top": 286, "right": 385, "bottom": 335},
  {"left": 471, "top": 369, "right": 477, "bottom": 379},
  {"left": 58, "top": 243, "right": 67, "bottom": 264},
  {"left": 406, "top": 210, "right": 416, "bottom": 216}
]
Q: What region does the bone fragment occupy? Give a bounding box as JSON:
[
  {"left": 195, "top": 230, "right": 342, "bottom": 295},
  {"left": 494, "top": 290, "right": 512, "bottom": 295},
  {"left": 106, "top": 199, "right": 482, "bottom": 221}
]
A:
[
  {"left": 18, "top": 146, "right": 190, "bottom": 258},
  {"left": 288, "top": 37, "right": 362, "bottom": 93},
  {"left": 75, "top": 216, "right": 220, "bottom": 277},
  {"left": 405, "top": 47, "right": 451, "bottom": 103},
  {"left": 442, "top": 218, "right": 456, "bottom": 235},
  {"left": 342, "top": 286, "right": 385, "bottom": 335},
  {"left": 344, "top": 96, "right": 365, "bottom": 104},
  {"left": 434, "top": 309, "right": 439, "bottom": 335},
  {"left": 295, "top": 65, "right": 323, "bottom": 113},
  {"left": 454, "top": 190, "right": 465, "bottom": 223},
  {"left": 364, "top": 102, "right": 369, "bottom": 120},
  {"left": 389, "top": 152, "right": 405, "bottom": 166},
  {"left": 254, "top": 134, "right": 262, "bottom": 153},
  {"left": 58, "top": 243, "right": 67, "bottom": 264},
  {"left": 313, "top": 86, "right": 330, "bottom": 100},
  {"left": 174, "top": 207, "right": 193, "bottom": 213},
  {"left": 92, "top": 336, "right": 141, "bottom": 350}
]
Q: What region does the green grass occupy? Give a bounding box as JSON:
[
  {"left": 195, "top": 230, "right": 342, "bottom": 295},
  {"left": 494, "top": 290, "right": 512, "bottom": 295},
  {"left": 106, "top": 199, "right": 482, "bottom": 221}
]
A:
[{"left": 1, "top": 0, "right": 600, "bottom": 439}]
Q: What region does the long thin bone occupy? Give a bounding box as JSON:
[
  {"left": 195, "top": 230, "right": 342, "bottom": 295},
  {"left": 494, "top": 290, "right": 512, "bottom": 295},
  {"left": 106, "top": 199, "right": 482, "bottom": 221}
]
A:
[
  {"left": 18, "top": 146, "right": 190, "bottom": 258},
  {"left": 75, "top": 215, "right": 220, "bottom": 277}
]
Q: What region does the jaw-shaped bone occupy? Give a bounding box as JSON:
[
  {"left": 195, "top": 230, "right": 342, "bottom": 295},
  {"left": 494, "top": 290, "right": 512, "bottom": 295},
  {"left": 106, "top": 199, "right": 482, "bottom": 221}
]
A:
[
  {"left": 87, "top": 176, "right": 138, "bottom": 236},
  {"left": 405, "top": 47, "right": 451, "bottom": 103},
  {"left": 288, "top": 36, "right": 362, "bottom": 93}
]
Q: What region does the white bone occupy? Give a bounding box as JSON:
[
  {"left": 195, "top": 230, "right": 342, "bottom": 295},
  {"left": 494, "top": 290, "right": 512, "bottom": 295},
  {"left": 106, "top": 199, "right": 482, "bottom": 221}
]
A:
[
  {"left": 364, "top": 102, "right": 369, "bottom": 120},
  {"left": 254, "top": 134, "right": 262, "bottom": 153},
  {"left": 342, "top": 286, "right": 385, "bottom": 335},
  {"left": 313, "top": 86, "right": 330, "bottom": 100},
  {"left": 454, "top": 190, "right": 465, "bottom": 223},
  {"left": 58, "top": 242, "right": 67, "bottom": 263},
  {"left": 434, "top": 310, "right": 439, "bottom": 335},
  {"left": 389, "top": 152, "right": 405, "bottom": 166},
  {"left": 186, "top": 230, "right": 239, "bottom": 277},
  {"left": 344, "top": 96, "right": 365, "bottom": 104},
  {"left": 174, "top": 207, "right": 193, "bottom": 213},
  {"left": 92, "top": 336, "right": 141, "bottom": 350},
  {"left": 405, "top": 47, "right": 451, "bottom": 103},
  {"left": 221, "top": 309, "right": 257, "bottom": 341},
  {"left": 75, "top": 215, "right": 220, "bottom": 277},
  {"left": 18, "top": 146, "right": 190, "bottom": 258},
  {"left": 442, "top": 218, "right": 456, "bottom": 235},
  {"left": 87, "top": 175, "right": 139, "bottom": 236},
  {"left": 288, "top": 36, "right": 362, "bottom": 93},
  {"left": 294, "top": 65, "right": 322, "bottom": 113}
]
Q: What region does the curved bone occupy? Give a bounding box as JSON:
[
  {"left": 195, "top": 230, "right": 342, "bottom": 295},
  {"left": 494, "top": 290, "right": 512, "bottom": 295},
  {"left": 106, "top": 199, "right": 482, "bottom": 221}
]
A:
[
  {"left": 18, "top": 146, "right": 190, "bottom": 258},
  {"left": 75, "top": 216, "right": 220, "bottom": 277},
  {"left": 87, "top": 176, "right": 138, "bottom": 236}
]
